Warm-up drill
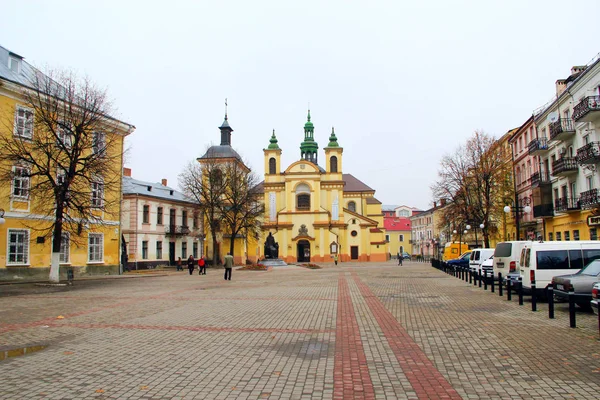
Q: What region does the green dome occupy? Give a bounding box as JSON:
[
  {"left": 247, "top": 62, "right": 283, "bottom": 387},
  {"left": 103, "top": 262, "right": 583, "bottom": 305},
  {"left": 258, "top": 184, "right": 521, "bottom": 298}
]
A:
[
  {"left": 327, "top": 127, "right": 339, "bottom": 147},
  {"left": 304, "top": 109, "right": 314, "bottom": 129},
  {"left": 267, "top": 129, "right": 280, "bottom": 150}
]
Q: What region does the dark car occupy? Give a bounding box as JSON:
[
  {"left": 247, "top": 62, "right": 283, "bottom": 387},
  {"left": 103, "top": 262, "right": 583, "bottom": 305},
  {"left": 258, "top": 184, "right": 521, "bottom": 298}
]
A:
[
  {"left": 447, "top": 251, "right": 472, "bottom": 269},
  {"left": 402, "top": 252, "right": 411, "bottom": 260},
  {"left": 552, "top": 259, "right": 600, "bottom": 308}
]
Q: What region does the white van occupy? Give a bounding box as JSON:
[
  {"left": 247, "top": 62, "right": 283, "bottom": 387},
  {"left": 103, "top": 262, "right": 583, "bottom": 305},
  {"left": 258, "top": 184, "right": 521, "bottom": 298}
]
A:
[
  {"left": 520, "top": 241, "right": 600, "bottom": 296},
  {"left": 493, "top": 241, "right": 529, "bottom": 279},
  {"left": 469, "top": 248, "right": 494, "bottom": 273}
]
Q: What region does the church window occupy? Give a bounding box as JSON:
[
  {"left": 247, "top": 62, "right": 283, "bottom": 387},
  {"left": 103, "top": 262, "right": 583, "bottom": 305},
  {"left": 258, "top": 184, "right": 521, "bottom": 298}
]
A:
[
  {"left": 348, "top": 201, "right": 356, "bottom": 212},
  {"left": 297, "top": 194, "right": 310, "bottom": 210},
  {"left": 295, "top": 183, "right": 311, "bottom": 210},
  {"left": 351, "top": 230, "right": 358, "bottom": 237},
  {"left": 269, "top": 157, "right": 276, "bottom": 174},
  {"left": 211, "top": 169, "right": 223, "bottom": 187},
  {"left": 330, "top": 156, "right": 338, "bottom": 173}
]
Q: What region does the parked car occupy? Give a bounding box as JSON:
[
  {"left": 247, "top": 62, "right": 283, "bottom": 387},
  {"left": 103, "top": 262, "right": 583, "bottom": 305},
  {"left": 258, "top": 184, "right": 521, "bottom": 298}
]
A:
[
  {"left": 591, "top": 282, "right": 599, "bottom": 315},
  {"left": 480, "top": 256, "right": 494, "bottom": 278},
  {"left": 446, "top": 251, "right": 472, "bottom": 269},
  {"left": 469, "top": 248, "right": 494, "bottom": 273},
  {"left": 493, "top": 241, "right": 529, "bottom": 280},
  {"left": 402, "top": 252, "right": 411, "bottom": 260},
  {"left": 552, "top": 259, "right": 600, "bottom": 308},
  {"left": 520, "top": 241, "right": 600, "bottom": 297}
]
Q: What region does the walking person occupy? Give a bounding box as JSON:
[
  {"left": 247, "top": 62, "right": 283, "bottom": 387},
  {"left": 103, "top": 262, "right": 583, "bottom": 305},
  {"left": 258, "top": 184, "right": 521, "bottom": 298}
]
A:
[
  {"left": 399, "top": 253, "right": 403, "bottom": 266},
  {"left": 176, "top": 257, "right": 183, "bottom": 271},
  {"left": 333, "top": 253, "right": 338, "bottom": 266},
  {"left": 187, "top": 255, "right": 195, "bottom": 275},
  {"left": 223, "top": 252, "right": 234, "bottom": 281},
  {"left": 198, "top": 256, "right": 206, "bottom": 275}
]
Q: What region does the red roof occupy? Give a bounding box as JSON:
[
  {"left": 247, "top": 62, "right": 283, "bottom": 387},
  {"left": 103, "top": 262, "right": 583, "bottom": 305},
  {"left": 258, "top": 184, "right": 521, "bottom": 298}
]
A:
[{"left": 384, "top": 217, "right": 411, "bottom": 231}]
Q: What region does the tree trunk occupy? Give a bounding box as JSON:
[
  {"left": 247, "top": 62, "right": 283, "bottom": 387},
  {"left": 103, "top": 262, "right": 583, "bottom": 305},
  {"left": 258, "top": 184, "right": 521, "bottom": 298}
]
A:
[
  {"left": 49, "top": 211, "right": 63, "bottom": 283},
  {"left": 211, "top": 235, "right": 219, "bottom": 267}
]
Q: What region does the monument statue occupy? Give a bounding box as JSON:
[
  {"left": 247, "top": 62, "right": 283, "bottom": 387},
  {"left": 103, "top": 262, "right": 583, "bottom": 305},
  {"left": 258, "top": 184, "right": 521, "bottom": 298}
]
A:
[{"left": 264, "top": 232, "right": 279, "bottom": 259}]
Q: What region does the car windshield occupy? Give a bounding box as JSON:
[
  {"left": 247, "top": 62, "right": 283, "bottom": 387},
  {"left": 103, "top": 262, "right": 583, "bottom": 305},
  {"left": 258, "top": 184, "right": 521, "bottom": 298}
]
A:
[
  {"left": 461, "top": 253, "right": 470, "bottom": 260},
  {"left": 580, "top": 259, "right": 600, "bottom": 276}
]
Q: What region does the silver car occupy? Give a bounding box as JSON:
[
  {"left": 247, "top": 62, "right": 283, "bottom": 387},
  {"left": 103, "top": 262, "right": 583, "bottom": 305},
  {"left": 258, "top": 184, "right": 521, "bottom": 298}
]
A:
[
  {"left": 552, "top": 259, "right": 600, "bottom": 308},
  {"left": 592, "top": 282, "right": 599, "bottom": 316}
]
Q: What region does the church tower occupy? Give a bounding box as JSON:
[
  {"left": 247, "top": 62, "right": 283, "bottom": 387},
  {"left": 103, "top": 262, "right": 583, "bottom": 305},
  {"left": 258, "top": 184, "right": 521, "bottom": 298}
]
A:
[
  {"left": 324, "top": 127, "right": 343, "bottom": 176},
  {"left": 264, "top": 129, "right": 282, "bottom": 175},
  {"left": 300, "top": 110, "right": 319, "bottom": 164}
]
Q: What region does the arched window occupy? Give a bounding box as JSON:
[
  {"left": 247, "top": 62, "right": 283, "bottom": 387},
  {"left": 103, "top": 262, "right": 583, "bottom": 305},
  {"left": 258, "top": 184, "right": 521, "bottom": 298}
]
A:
[
  {"left": 330, "top": 156, "right": 338, "bottom": 173},
  {"left": 348, "top": 201, "right": 356, "bottom": 212},
  {"left": 211, "top": 169, "right": 223, "bottom": 187},
  {"left": 269, "top": 157, "right": 276, "bottom": 174},
  {"left": 296, "top": 183, "right": 310, "bottom": 210}
]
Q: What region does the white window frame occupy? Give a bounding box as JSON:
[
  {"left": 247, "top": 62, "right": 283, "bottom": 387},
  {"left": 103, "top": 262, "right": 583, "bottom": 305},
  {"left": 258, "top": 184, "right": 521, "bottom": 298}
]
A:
[
  {"left": 142, "top": 240, "right": 148, "bottom": 259},
  {"left": 92, "top": 131, "right": 106, "bottom": 156},
  {"left": 91, "top": 177, "right": 104, "bottom": 208},
  {"left": 88, "top": 233, "right": 104, "bottom": 263},
  {"left": 7, "top": 229, "right": 30, "bottom": 265},
  {"left": 399, "top": 234, "right": 404, "bottom": 242},
  {"left": 59, "top": 232, "right": 70, "bottom": 264},
  {"left": 12, "top": 165, "right": 30, "bottom": 199},
  {"left": 14, "top": 106, "right": 33, "bottom": 139},
  {"left": 56, "top": 120, "right": 72, "bottom": 149},
  {"left": 8, "top": 56, "right": 21, "bottom": 73}
]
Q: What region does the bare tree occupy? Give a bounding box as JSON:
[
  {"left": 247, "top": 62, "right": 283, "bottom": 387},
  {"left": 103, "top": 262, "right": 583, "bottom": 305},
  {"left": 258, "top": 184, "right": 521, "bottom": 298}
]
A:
[
  {"left": 0, "top": 69, "right": 131, "bottom": 282},
  {"left": 219, "top": 161, "right": 264, "bottom": 258}
]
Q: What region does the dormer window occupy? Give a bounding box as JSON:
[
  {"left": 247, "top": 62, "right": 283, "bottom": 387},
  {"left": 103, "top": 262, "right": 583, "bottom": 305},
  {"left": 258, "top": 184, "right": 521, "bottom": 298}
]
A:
[
  {"left": 147, "top": 186, "right": 152, "bottom": 191},
  {"left": 8, "top": 55, "right": 21, "bottom": 74},
  {"left": 169, "top": 190, "right": 174, "bottom": 196}
]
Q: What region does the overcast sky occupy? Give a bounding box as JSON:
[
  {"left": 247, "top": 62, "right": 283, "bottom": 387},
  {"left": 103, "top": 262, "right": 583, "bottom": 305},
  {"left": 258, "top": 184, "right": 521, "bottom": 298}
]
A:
[{"left": 2, "top": 0, "right": 599, "bottom": 209}]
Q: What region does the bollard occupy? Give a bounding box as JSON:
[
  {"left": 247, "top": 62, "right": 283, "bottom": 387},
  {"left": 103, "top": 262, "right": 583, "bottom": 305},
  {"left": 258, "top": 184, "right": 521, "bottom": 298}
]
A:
[
  {"left": 507, "top": 278, "right": 512, "bottom": 301},
  {"left": 491, "top": 272, "right": 495, "bottom": 293},
  {"left": 478, "top": 269, "right": 482, "bottom": 288},
  {"left": 568, "top": 290, "right": 576, "bottom": 328},
  {"left": 498, "top": 273, "right": 503, "bottom": 297},
  {"left": 469, "top": 269, "right": 472, "bottom": 284},
  {"left": 518, "top": 277, "right": 523, "bottom": 306},
  {"left": 484, "top": 270, "right": 488, "bottom": 290},
  {"left": 531, "top": 281, "right": 537, "bottom": 312},
  {"left": 464, "top": 267, "right": 468, "bottom": 282},
  {"left": 547, "top": 285, "right": 554, "bottom": 319}
]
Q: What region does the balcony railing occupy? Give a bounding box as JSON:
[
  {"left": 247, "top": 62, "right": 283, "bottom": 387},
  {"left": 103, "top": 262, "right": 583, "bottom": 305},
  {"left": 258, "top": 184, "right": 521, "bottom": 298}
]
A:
[
  {"left": 554, "top": 197, "right": 580, "bottom": 213},
  {"left": 552, "top": 157, "right": 578, "bottom": 176},
  {"left": 530, "top": 171, "right": 551, "bottom": 187},
  {"left": 580, "top": 188, "right": 600, "bottom": 209},
  {"left": 528, "top": 137, "right": 549, "bottom": 155},
  {"left": 549, "top": 118, "right": 575, "bottom": 141},
  {"left": 165, "top": 225, "right": 191, "bottom": 236},
  {"left": 577, "top": 142, "right": 600, "bottom": 165},
  {"left": 573, "top": 95, "right": 600, "bottom": 122},
  {"left": 533, "top": 203, "right": 554, "bottom": 218}
]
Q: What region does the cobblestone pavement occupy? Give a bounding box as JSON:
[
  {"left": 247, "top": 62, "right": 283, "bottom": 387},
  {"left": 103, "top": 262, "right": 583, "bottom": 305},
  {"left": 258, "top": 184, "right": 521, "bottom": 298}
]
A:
[{"left": 1, "top": 261, "right": 599, "bottom": 399}]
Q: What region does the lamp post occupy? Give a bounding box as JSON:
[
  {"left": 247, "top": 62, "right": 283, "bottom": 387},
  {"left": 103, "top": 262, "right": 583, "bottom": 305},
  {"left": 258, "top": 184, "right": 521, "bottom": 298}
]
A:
[{"left": 504, "top": 198, "right": 531, "bottom": 240}]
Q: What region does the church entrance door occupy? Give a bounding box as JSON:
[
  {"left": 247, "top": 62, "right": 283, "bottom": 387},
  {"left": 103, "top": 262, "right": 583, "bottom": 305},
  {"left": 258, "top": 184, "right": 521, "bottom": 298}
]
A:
[
  {"left": 297, "top": 240, "right": 310, "bottom": 262},
  {"left": 350, "top": 246, "right": 359, "bottom": 260}
]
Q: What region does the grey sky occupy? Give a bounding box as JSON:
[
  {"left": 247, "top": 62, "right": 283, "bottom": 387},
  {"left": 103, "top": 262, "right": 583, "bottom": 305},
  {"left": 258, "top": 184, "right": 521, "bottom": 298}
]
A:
[{"left": 2, "top": 0, "right": 599, "bottom": 210}]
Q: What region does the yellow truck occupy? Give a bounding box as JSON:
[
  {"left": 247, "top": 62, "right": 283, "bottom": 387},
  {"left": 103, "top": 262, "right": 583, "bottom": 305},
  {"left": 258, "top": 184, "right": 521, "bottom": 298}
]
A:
[{"left": 443, "top": 242, "right": 469, "bottom": 261}]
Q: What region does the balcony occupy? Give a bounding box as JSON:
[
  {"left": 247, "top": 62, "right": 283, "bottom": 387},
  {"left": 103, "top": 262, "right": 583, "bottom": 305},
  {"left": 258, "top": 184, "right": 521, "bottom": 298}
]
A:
[
  {"left": 580, "top": 188, "right": 600, "bottom": 210},
  {"left": 164, "top": 225, "right": 191, "bottom": 236},
  {"left": 528, "top": 137, "right": 549, "bottom": 155},
  {"left": 554, "top": 197, "right": 581, "bottom": 213},
  {"left": 552, "top": 157, "right": 578, "bottom": 177},
  {"left": 530, "top": 171, "right": 551, "bottom": 187},
  {"left": 533, "top": 203, "right": 554, "bottom": 218},
  {"left": 577, "top": 142, "right": 600, "bottom": 165},
  {"left": 573, "top": 95, "right": 600, "bottom": 122},
  {"left": 549, "top": 118, "right": 575, "bottom": 142}
]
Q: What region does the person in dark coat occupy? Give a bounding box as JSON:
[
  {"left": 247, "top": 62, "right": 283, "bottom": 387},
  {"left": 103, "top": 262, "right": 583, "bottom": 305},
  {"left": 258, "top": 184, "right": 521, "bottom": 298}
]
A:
[{"left": 187, "top": 255, "right": 195, "bottom": 275}]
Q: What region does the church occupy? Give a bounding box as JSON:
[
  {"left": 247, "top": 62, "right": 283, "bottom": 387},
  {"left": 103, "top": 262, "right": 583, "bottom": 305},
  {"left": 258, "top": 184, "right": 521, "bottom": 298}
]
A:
[{"left": 257, "top": 111, "right": 388, "bottom": 263}]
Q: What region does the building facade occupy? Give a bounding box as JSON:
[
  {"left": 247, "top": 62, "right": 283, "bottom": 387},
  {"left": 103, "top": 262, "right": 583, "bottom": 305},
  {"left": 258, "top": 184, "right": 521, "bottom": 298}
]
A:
[
  {"left": 121, "top": 169, "right": 202, "bottom": 269},
  {"left": 258, "top": 112, "right": 387, "bottom": 263},
  {"left": 0, "top": 45, "right": 134, "bottom": 280},
  {"left": 383, "top": 205, "right": 419, "bottom": 257}
]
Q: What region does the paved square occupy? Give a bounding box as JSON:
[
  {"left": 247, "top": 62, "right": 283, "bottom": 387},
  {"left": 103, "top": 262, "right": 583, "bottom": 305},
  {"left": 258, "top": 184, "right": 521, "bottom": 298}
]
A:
[{"left": 1, "top": 262, "right": 599, "bottom": 399}]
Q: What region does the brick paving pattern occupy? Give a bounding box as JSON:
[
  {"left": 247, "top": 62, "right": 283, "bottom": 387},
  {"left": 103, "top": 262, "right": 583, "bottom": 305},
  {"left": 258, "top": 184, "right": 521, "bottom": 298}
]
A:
[{"left": 0, "top": 262, "right": 599, "bottom": 399}]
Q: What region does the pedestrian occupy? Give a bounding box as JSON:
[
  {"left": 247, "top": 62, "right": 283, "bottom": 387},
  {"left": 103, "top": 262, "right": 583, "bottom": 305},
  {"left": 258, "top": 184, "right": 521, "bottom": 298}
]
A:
[
  {"left": 176, "top": 257, "right": 183, "bottom": 271},
  {"left": 198, "top": 256, "right": 206, "bottom": 275},
  {"left": 399, "top": 254, "right": 403, "bottom": 266},
  {"left": 187, "top": 255, "right": 195, "bottom": 275},
  {"left": 333, "top": 253, "right": 338, "bottom": 266},
  {"left": 224, "top": 252, "right": 234, "bottom": 281}
]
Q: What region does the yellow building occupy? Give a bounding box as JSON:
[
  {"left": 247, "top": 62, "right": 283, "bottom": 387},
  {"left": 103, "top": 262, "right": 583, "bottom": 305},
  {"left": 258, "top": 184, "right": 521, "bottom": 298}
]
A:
[
  {"left": 0, "top": 45, "right": 134, "bottom": 280},
  {"left": 257, "top": 111, "right": 387, "bottom": 263}
]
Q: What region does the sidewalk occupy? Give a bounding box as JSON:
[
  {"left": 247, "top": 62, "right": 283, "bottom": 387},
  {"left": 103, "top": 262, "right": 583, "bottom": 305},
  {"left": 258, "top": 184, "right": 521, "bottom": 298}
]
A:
[{"left": 1, "top": 261, "right": 599, "bottom": 399}]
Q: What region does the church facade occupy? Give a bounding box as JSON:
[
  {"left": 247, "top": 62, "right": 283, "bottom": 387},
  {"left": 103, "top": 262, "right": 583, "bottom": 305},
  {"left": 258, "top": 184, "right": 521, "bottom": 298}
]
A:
[{"left": 257, "top": 111, "right": 388, "bottom": 263}]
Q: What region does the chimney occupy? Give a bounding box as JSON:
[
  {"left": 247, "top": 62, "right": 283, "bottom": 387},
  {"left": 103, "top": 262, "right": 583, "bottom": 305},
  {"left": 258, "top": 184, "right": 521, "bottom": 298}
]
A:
[
  {"left": 555, "top": 79, "right": 567, "bottom": 96},
  {"left": 433, "top": 201, "right": 437, "bottom": 208},
  {"left": 570, "top": 65, "right": 586, "bottom": 76},
  {"left": 161, "top": 178, "right": 168, "bottom": 186},
  {"left": 440, "top": 198, "right": 447, "bottom": 206},
  {"left": 123, "top": 167, "right": 131, "bottom": 177}
]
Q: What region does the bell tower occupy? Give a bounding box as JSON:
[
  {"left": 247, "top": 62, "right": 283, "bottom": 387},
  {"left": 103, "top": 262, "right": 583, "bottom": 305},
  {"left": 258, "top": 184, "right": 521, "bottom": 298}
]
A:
[
  {"left": 264, "top": 129, "right": 282, "bottom": 176},
  {"left": 324, "top": 127, "right": 343, "bottom": 175},
  {"left": 300, "top": 109, "right": 319, "bottom": 164}
]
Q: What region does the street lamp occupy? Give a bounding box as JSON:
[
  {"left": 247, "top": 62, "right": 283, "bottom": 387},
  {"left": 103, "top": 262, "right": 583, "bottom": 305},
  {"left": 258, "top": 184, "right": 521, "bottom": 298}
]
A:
[
  {"left": 0, "top": 208, "right": 5, "bottom": 225},
  {"left": 504, "top": 199, "right": 532, "bottom": 240}
]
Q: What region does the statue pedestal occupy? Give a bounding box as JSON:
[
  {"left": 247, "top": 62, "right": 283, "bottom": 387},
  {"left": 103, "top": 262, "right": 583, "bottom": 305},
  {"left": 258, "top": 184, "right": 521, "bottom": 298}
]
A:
[{"left": 260, "top": 259, "right": 288, "bottom": 267}]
